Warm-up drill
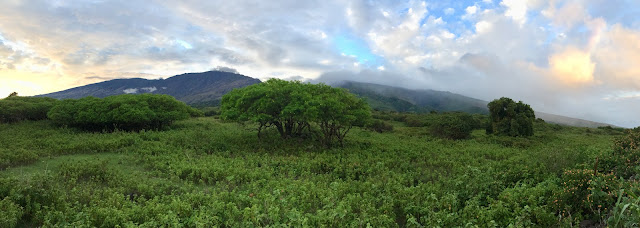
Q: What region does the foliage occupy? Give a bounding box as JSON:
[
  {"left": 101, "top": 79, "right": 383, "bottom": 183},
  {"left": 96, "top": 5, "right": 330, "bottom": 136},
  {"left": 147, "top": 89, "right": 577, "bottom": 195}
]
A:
[
  {"left": 47, "top": 94, "right": 201, "bottom": 131},
  {"left": 604, "top": 130, "right": 640, "bottom": 178},
  {"left": 487, "top": 97, "right": 535, "bottom": 137},
  {"left": 0, "top": 114, "right": 637, "bottom": 226},
  {"left": 0, "top": 96, "right": 58, "bottom": 123},
  {"left": 221, "top": 79, "right": 370, "bottom": 146},
  {"left": 430, "top": 112, "right": 475, "bottom": 140},
  {"left": 608, "top": 188, "right": 640, "bottom": 227},
  {"left": 365, "top": 119, "right": 393, "bottom": 133},
  {"left": 0, "top": 197, "right": 23, "bottom": 228},
  {"left": 553, "top": 169, "right": 620, "bottom": 222}
]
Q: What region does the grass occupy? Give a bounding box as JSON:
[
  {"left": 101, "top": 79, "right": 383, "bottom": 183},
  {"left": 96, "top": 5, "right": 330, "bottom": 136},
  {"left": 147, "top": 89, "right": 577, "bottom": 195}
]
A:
[{"left": 0, "top": 117, "right": 628, "bottom": 227}]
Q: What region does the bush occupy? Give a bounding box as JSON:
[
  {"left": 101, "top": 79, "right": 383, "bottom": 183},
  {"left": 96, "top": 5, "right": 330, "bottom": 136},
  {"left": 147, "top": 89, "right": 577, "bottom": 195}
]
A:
[
  {"left": 48, "top": 94, "right": 199, "bottom": 131},
  {"left": 404, "top": 116, "right": 425, "bottom": 127},
  {"left": 553, "top": 169, "right": 620, "bottom": 222},
  {"left": 430, "top": 113, "right": 474, "bottom": 140},
  {"left": 0, "top": 96, "right": 58, "bottom": 123},
  {"left": 487, "top": 97, "right": 535, "bottom": 137},
  {"left": 366, "top": 119, "right": 393, "bottom": 133},
  {"left": 0, "top": 197, "right": 23, "bottom": 228}
]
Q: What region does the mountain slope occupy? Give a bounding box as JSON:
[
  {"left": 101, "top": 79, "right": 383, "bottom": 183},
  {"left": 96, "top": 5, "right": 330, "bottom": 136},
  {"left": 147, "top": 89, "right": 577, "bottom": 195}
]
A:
[
  {"left": 336, "top": 81, "right": 488, "bottom": 114},
  {"left": 38, "top": 71, "right": 261, "bottom": 104},
  {"left": 335, "top": 80, "right": 616, "bottom": 128}
]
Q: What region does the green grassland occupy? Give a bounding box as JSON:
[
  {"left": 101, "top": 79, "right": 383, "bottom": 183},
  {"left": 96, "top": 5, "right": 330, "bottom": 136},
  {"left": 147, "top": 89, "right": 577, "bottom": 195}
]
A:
[{"left": 0, "top": 116, "right": 637, "bottom": 227}]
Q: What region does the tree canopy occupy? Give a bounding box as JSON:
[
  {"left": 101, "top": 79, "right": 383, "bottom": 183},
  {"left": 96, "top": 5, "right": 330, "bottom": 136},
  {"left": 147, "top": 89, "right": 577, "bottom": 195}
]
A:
[
  {"left": 486, "top": 97, "right": 535, "bottom": 137},
  {"left": 220, "top": 79, "right": 370, "bottom": 146}
]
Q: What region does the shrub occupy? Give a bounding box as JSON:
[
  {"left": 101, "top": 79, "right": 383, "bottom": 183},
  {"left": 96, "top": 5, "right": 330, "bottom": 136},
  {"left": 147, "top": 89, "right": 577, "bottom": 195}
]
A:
[
  {"left": 0, "top": 197, "right": 23, "bottom": 228},
  {"left": 0, "top": 96, "right": 58, "bottom": 123},
  {"left": 430, "top": 113, "right": 474, "bottom": 140},
  {"left": 404, "top": 116, "right": 425, "bottom": 127},
  {"left": 554, "top": 169, "right": 621, "bottom": 223},
  {"left": 487, "top": 97, "right": 535, "bottom": 137},
  {"left": 366, "top": 119, "right": 394, "bottom": 133},
  {"left": 48, "top": 94, "right": 198, "bottom": 131},
  {"left": 598, "top": 130, "right": 640, "bottom": 179}
]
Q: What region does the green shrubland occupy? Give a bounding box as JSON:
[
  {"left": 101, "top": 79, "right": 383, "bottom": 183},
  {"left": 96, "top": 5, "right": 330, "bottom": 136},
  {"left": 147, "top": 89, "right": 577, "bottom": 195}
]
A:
[
  {"left": 1, "top": 114, "right": 638, "bottom": 226},
  {"left": 47, "top": 94, "right": 202, "bottom": 131},
  {"left": 0, "top": 96, "right": 58, "bottom": 123}
]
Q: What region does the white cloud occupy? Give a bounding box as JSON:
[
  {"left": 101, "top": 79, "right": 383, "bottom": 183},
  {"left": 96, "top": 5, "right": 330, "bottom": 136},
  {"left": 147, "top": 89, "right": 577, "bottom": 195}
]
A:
[
  {"left": 465, "top": 5, "right": 478, "bottom": 15},
  {"left": 123, "top": 88, "right": 138, "bottom": 94},
  {"left": 475, "top": 21, "right": 493, "bottom": 33},
  {"left": 501, "top": 0, "right": 528, "bottom": 25}
]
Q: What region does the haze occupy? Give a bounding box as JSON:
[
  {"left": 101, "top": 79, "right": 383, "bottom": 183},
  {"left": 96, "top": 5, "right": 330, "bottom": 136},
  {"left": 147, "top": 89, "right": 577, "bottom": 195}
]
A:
[{"left": 0, "top": 0, "right": 639, "bottom": 127}]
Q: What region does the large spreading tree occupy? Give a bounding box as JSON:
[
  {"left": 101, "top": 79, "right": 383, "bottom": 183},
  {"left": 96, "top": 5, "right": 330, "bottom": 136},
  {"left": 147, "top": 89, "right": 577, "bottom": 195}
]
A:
[
  {"left": 486, "top": 97, "right": 535, "bottom": 137},
  {"left": 220, "top": 79, "right": 370, "bottom": 146}
]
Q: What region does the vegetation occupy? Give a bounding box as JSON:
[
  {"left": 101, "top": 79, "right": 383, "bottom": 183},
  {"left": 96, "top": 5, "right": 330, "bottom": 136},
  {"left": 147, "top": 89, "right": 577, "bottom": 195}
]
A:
[
  {"left": 221, "top": 79, "right": 370, "bottom": 146},
  {"left": 0, "top": 96, "right": 58, "bottom": 123},
  {"left": 47, "top": 94, "right": 202, "bottom": 131},
  {"left": 487, "top": 97, "right": 535, "bottom": 137},
  {"left": 0, "top": 91, "right": 639, "bottom": 226},
  {"left": 429, "top": 112, "right": 477, "bottom": 140}
]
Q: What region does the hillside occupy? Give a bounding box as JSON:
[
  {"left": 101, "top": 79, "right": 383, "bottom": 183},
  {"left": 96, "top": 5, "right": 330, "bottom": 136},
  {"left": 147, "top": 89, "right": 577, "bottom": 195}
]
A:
[
  {"left": 38, "top": 71, "right": 261, "bottom": 105},
  {"left": 336, "top": 81, "right": 488, "bottom": 114},
  {"left": 534, "top": 112, "right": 616, "bottom": 128},
  {"left": 336, "top": 81, "right": 617, "bottom": 128}
]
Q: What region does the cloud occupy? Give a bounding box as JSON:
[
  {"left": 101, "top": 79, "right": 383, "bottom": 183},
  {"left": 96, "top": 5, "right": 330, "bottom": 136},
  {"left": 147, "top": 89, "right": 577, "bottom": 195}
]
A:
[
  {"left": 212, "top": 66, "right": 239, "bottom": 74},
  {"left": 501, "top": 0, "right": 528, "bottom": 25},
  {"left": 1, "top": 0, "right": 640, "bottom": 127},
  {"left": 592, "top": 25, "right": 640, "bottom": 90},
  {"left": 548, "top": 47, "right": 595, "bottom": 85}
]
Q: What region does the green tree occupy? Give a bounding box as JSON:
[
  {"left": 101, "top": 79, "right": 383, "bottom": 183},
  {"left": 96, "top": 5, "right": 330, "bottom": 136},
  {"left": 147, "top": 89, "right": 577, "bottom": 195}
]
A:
[
  {"left": 313, "top": 83, "right": 370, "bottom": 146},
  {"left": 220, "top": 79, "right": 371, "bottom": 146},
  {"left": 220, "top": 79, "right": 315, "bottom": 138},
  {"left": 487, "top": 97, "right": 535, "bottom": 136}
]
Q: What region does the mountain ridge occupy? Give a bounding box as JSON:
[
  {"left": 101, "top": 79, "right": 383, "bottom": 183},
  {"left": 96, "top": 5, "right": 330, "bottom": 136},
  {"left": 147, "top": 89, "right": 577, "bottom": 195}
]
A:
[
  {"left": 333, "top": 80, "right": 617, "bottom": 128},
  {"left": 37, "top": 71, "right": 261, "bottom": 105}
]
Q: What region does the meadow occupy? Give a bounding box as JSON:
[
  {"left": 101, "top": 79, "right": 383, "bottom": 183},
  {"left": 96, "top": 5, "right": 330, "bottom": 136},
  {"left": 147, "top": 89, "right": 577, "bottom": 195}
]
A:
[{"left": 1, "top": 112, "right": 638, "bottom": 227}]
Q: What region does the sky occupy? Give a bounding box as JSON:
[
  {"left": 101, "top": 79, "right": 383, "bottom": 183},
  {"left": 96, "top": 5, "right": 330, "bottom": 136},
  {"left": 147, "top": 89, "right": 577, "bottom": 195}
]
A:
[{"left": 1, "top": 0, "right": 639, "bottom": 127}]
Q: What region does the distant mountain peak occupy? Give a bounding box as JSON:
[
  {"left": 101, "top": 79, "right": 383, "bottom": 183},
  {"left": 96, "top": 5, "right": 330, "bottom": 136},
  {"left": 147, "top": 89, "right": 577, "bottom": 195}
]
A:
[{"left": 38, "top": 70, "right": 261, "bottom": 105}]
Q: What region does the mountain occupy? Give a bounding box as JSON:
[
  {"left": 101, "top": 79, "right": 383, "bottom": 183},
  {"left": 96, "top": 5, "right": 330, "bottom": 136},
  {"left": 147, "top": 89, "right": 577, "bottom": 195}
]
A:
[
  {"left": 38, "top": 71, "right": 261, "bottom": 105},
  {"left": 335, "top": 81, "right": 617, "bottom": 128},
  {"left": 335, "top": 81, "right": 489, "bottom": 114}
]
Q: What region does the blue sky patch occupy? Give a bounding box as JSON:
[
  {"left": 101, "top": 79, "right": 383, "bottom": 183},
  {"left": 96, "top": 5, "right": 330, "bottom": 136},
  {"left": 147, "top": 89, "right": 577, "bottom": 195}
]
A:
[{"left": 334, "top": 35, "right": 383, "bottom": 66}]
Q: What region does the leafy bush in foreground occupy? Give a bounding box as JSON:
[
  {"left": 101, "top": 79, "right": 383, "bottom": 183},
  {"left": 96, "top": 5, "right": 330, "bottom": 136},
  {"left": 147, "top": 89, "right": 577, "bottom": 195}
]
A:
[
  {"left": 0, "top": 96, "right": 58, "bottom": 123},
  {"left": 0, "top": 197, "right": 23, "bottom": 228},
  {"left": 48, "top": 94, "right": 201, "bottom": 131}
]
